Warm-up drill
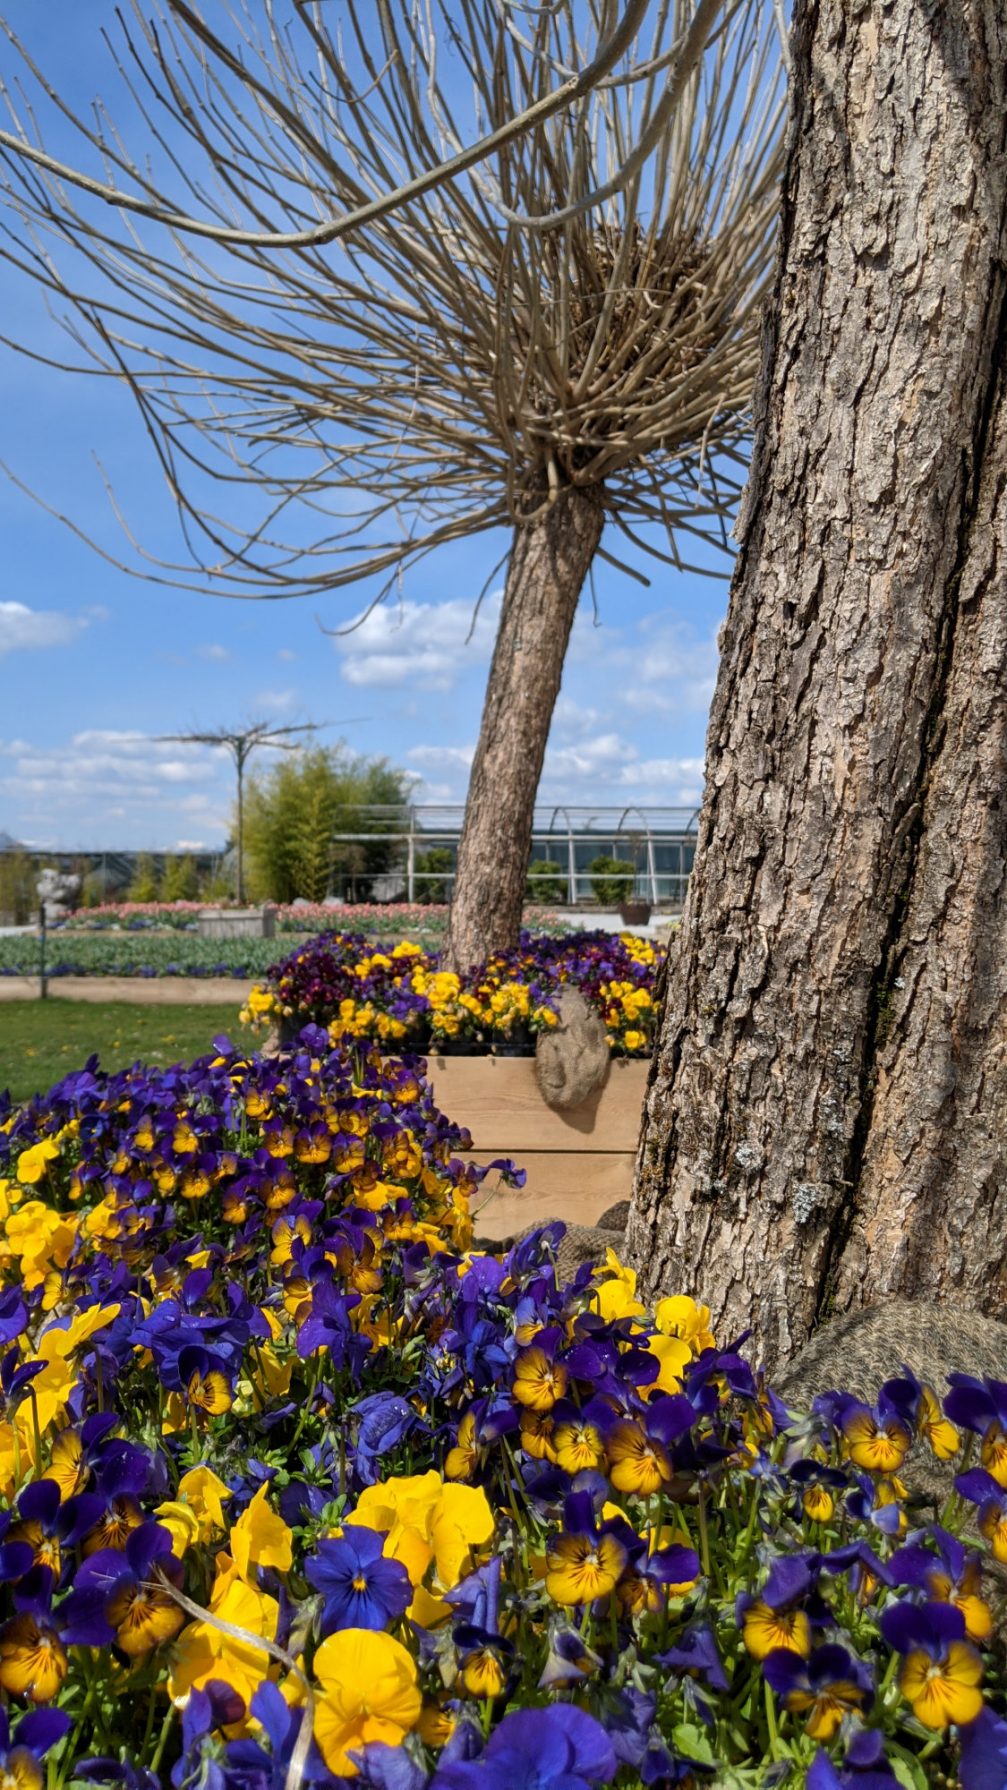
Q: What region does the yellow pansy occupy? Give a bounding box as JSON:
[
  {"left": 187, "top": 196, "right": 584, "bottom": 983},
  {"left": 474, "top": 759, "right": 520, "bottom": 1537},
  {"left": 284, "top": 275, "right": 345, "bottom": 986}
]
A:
[
  {"left": 4, "top": 1202, "right": 77, "bottom": 1293},
  {"left": 15, "top": 1138, "right": 60, "bottom": 1186},
  {"left": 653, "top": 1295, "right": 716, "bottom": 1356},
  {"left": 229, "top": 1483, "right": 293, "bottom": 1583},
  {"left": 429, "top": 1483, "right": 494, "bottom": 1590},
  {"left": 153, "top": 1499, "right": 201, "bottom": 1557},
  {"left": 743, "top": 1601, "right": 811, "bottom": 1660},
  {"left": 591, "top": 1250, "right": 646, "bottom": 1323},
  {"left": 842, "top": 1410, "right": 911, "bottom": 1474},
  {"left": 169, "top": 1577, "right": 279, "bottom": 1709},
  {"left": 0, "top": 1611, "right": 67, "bottom": 1703},
  {"left": 545, "top": 1532, "right": 626, "bottom": 1606},
  {"left": 645, "top": 1332, "right": 693, "bottom": 1394},
  {"left": 175, "top": 1465, "right": 232, "bottom": 1541},
  {"left": 899, "top": 1640, "right": 983, "bottom": 1729},
  {"left": 346, "top": 1473, "right": 493, "bottom": 1602},
  {"left": 312, "top": 1629, "right": 420, "bottom": 1777}
]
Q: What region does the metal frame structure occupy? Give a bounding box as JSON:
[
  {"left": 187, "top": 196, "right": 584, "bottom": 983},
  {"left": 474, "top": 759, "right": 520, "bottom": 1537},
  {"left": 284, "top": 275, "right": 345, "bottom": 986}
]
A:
[{"left": 329, "top": 804, "right": 702, "bottom": 906}]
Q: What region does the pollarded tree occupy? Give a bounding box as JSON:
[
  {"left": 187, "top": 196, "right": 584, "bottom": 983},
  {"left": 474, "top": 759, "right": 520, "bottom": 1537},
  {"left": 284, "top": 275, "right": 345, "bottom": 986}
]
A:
[
  {"left": 629, "top": 0, "right": 1007, "bottom": 1366},
  {"left": 0, "top": 0, "right": 785, "bottom": 970}
]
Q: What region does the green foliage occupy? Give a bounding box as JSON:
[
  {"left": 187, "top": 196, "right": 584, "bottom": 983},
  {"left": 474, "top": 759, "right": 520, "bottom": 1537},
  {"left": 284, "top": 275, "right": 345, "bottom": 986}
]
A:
[
  {"left": 159, "top": 854, "right": 200, "bottom": 902},
  {"left": 413, "top": 846, "right": 455, "bottom": 904},
  {"left": 588, "top": 853, "right": 636, "bottom": 906},
  {"left": 128, "top": 853, "right": 161, "bottom": 904},
  {"left": 0, "top": 849, "right": 36, "bottom": 924},
  {"left": 525, "top": 858, "right": 567, "bottom": 906},
  {"left": 199, "top": 867, "right": 234, "bottom": 902},
  {"left": 0, "top": 933, "right": 283, "bottom": 977},
  {"left": 287, "top": 773, "right": 339, "bottom": 904},
  {"left": 242, "top": 744, "right": 410, "bottom": 904}
]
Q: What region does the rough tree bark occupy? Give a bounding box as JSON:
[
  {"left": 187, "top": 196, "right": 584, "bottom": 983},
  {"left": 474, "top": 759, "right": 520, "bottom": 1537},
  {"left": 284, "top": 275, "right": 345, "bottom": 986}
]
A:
[
  {"left": 628, "top": 0, "right": 1007, "bottom": 1367},
  {"left": 446, "top": 488, "right": 604, "bottom": 972}
]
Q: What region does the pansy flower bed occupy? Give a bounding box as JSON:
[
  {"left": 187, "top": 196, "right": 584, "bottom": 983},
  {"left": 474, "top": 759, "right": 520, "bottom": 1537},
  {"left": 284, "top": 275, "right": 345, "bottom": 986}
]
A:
[
  {"left": 58, "top": 904, "right": 462, "bottom": 939},
  {"left": 0, "top": 1034, "right": 1004, "bottom": 1785},
  {"left": 242, "top": 931, "right": 664, "bottom": 1057}
]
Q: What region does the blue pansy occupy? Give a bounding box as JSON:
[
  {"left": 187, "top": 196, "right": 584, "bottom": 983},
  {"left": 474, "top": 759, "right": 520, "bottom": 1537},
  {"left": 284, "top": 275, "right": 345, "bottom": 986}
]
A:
[
  {"left": 304, "top": 1527, "right": 411, "bottom": 1634},
  {"left": 430, "top": 1705, "right": 617, "bottom": 1790}
]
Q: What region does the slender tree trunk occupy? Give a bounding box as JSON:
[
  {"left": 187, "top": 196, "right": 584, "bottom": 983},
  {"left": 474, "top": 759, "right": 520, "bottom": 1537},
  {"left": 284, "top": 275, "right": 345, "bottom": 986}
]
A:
[
  {"left": 628, "top": 0, "right": 1007, "bottom": 1368},
  {"left": 446, "top": 486, "right": 604, "bottom": 972}
]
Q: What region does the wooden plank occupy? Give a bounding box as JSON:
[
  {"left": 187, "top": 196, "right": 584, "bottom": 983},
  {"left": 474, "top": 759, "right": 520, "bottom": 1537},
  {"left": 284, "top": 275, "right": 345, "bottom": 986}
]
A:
[
  {"left": 427, "top": 1056, "right": 647, "bottom": 1152},
  {"left": 467, "top": 1151, "right": 633, "bottom": 1240}
]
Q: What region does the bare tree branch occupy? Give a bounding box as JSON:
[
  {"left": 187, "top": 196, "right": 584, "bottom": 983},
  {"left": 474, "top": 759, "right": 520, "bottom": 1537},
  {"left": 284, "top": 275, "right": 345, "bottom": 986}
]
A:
[
  {"left": 0, "top": 0, "right": 787, "bottom": 600},
  {"left": 0, "top": 0, "right": 651, "bottom": 247}
]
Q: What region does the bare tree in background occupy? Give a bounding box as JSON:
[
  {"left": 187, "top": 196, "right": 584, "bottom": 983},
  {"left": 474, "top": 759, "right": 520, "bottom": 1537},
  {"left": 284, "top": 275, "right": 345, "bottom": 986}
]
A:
[
  {"left": 156, "top": 721, "right": 327, "bottom": 903},
  {"left": 0, "top": 0, "right": 785, "bottom": 967}
]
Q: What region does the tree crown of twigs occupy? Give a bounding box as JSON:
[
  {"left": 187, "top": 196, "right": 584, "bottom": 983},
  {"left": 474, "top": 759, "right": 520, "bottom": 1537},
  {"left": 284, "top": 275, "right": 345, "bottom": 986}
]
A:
[{"left": 0, "top": 0, "right": 786, "bottom": 605}]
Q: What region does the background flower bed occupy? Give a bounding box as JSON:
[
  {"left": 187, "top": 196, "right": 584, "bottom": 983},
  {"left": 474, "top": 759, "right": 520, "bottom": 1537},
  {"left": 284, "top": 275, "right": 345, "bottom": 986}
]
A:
[
  {"left": 0, "top": 1035, "right": 1004, "bottom": 1786},
  {"left": 246, "top": 930, "right": 664, "bottom": 1057},
  {"left": 58, "top": 905, "right": 563, "bottom": 944},
  {"left": 0, "top": 912, "right": 569, "bottom": 980},
  {"left": 56, "top": 902, "right": 453, "bottom": 938},
  {"left": 0, "top": 935, "right": 285, "bottom": 980}
]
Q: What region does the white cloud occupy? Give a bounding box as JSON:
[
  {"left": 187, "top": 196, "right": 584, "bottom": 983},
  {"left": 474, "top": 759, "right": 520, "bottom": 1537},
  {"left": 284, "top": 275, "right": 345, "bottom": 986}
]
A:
[
  {"left": 0, "top": 601, "right": 91, "bottom": 657},
  {"left": 335, "top": 593, "right": 501, "bottom": 691},
  {"left": 196, "top": 643, "right": 230, "bottom": 663},
  {"left": 407, "top": 744, "right": 476, "bottom": 772},
  {"left": 175, "top": 838, "right": 206, "bottom": 850},
  {"left": 404, "top": 729, "right": 705, "bottom": 808},
  {"left": 627, "top": 756, "right": 705, "bottom": 783},
  {"left": 253, "top": 688, "right": 297, "bottom": 712},
  {"left": 277, "top": 648, "right": 297, "bottom": 663},
  {"left": 537, "top": 746, "right": 706, "bottom": 806},
  {"left": 627, "top": 618, "right": 719, "bottom": 713},
  {"left": 0, "top": 730, "right": 231, "bottom": 844},
  {"left": 545, "top": 733, "right": 637, "bottom": 779},
  {"left": 550, "top": 697, "right": 603, "bottom": 739},
  {"left": 566, "top": 609, "right": 623, "bottom": 666}
]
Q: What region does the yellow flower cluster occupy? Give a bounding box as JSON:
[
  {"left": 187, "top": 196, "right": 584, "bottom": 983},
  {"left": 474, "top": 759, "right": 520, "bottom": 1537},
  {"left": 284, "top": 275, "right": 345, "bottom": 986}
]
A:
[
  {"left": 241, "top": 929, "right": 662, "bottom": 1054},
  {"left": 159, "top": 1469, "right": 493, "bottom": 1773},
  {"left": 598, "top": 978, "right": 654, "bottom": 1054}
]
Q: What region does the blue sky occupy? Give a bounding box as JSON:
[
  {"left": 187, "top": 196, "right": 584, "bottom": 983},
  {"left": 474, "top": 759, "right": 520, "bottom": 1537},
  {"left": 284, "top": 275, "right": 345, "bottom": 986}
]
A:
[{"left": 0, "top": 4, "right": 735, "bottom": 852}]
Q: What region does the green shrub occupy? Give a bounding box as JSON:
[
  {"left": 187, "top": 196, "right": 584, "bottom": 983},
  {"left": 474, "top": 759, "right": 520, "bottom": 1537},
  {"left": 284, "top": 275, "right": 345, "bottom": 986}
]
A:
[
  {"left": 588, "top": 853, "right": 636, "bottom": 906},
  {"left": 0, "top": 848, "right": 36, "bottom": 924},
  {"left": 413, "top": 846, "right": 455, "bottom": 903},
  {"left": 525, "top": 858, "right": 567, "bottom": 905},
  {"left": 128, "top": 854, "right": 161, "bottom": 904},
  {"left": 160, "top": 854, "right": 200, "bottom": 903},
  {"left": 242, "top": 744, "right": 410, "bottom": 903}
]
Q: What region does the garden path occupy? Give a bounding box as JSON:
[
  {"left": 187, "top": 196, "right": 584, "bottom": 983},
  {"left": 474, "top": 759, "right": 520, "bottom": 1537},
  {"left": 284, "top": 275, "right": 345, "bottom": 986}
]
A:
[{"left": 0, "top": 975, "right": 251, "bottom": 1002}]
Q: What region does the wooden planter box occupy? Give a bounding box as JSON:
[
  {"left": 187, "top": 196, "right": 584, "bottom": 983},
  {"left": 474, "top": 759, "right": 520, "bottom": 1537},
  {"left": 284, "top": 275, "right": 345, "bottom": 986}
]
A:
[
  {"left": 197, "top": 906, "right": 276, "bottom": 939},
  {"left": 425, "top": 1056, "right": 648, "bottom": 1241}
]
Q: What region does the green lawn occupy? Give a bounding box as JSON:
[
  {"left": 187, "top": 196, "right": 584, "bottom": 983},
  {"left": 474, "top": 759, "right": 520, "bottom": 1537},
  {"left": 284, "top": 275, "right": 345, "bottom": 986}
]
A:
[{"left": 0, "top": 1000, "right": 246, "bottom": 1106}]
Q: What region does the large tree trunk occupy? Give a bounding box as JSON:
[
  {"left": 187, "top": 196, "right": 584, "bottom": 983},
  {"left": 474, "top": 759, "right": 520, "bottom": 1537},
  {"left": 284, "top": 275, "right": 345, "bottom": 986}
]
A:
[
  {"left": 628, "top": 0, "right": 1007, "bottom": 1369},
  {"left": 446, "top": 487, "right": 604, "bottom": 972}
]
